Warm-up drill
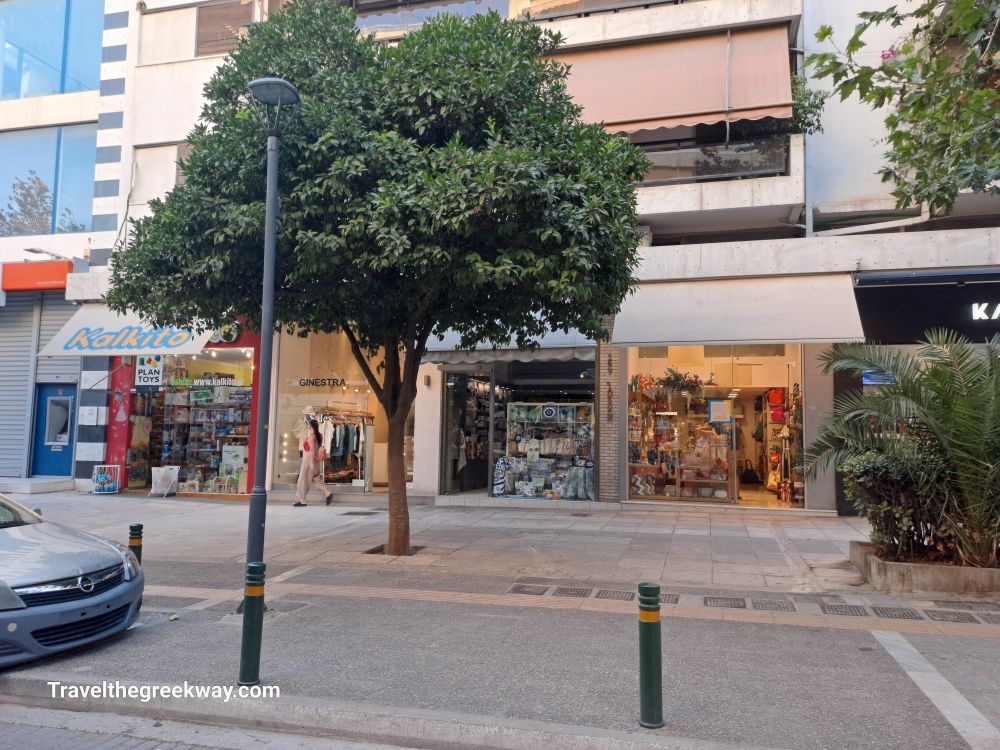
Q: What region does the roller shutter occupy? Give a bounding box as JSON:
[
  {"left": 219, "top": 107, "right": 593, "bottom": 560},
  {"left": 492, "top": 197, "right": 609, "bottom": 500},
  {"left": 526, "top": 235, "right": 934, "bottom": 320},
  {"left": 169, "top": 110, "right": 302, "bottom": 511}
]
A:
[
  {"left": 0, "top": 294, "right": 36, "bottom": 477},
  {"left": 36, "top": 292, "right": 80, "bottom": 383}
]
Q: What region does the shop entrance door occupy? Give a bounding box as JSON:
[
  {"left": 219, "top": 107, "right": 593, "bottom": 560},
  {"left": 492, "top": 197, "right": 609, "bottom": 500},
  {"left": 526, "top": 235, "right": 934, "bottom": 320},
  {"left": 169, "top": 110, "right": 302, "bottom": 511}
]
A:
[{"left": 31, "top": 384, "right": 75, "bottom": 476}]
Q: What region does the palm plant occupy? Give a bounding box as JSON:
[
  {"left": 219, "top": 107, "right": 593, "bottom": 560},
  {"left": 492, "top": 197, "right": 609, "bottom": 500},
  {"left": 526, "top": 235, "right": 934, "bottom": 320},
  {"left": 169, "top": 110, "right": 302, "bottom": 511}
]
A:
[{"left": 807, "top": 329, "right": 1000, "bottom": 567}]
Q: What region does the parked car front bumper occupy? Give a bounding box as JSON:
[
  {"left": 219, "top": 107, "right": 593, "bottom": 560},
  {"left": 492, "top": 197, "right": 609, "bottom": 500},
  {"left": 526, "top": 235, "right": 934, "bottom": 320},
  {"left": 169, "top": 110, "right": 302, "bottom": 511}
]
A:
[{"left": 0, "top": 570, "right": 144, "bottom": 668}]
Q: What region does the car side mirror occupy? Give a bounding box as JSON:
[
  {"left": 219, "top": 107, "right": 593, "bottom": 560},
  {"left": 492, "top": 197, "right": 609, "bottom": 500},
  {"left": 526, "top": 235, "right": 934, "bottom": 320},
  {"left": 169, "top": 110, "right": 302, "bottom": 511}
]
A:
[{"left": 32, "top": 508, "right": 43, "bottom": 516}]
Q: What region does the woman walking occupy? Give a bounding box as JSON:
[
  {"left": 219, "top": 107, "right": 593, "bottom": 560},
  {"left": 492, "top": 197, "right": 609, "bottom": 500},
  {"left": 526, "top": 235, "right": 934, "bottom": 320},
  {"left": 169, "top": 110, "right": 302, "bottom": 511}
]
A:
[{"left": 294, "top": 419, "right": 332, "bottom": 506}]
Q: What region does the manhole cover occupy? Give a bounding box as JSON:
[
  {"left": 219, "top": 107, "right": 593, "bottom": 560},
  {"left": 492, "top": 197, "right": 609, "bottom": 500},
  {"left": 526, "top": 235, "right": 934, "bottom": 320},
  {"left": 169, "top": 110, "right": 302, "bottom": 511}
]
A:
[
  {"left": 751, "top": 599, "right": 795, "bottom": 612},
  {"left": 660, "top": 593, "right": 679, "bottom": 604},
  {"left": 595, "top": 590, "right": 635, "bottom": 601},
  {"left": 704, "top": 596, "right": 746, "bottom": 609},
  {"left": 553, "top": 587, "right": 592, "bottom": 598},
  {"left": 872, "top": 607, "right": 923, "bottom": 620},
  {"left": 508, "top": 584, "right": 548, "bottom": 596},
  {"left": 820, "top": 603, "right": 870, "bottom": 617},
  {"left": 924, "top": 609, "right": 979, "bottom": 624}
]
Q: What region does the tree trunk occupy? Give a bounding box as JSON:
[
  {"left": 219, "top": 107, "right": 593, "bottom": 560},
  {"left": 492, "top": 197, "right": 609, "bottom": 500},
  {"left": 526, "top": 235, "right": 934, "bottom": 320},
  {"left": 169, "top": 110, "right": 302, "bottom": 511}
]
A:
[{"left": 384, "top": 410, "right": 411, "bottom": 556}]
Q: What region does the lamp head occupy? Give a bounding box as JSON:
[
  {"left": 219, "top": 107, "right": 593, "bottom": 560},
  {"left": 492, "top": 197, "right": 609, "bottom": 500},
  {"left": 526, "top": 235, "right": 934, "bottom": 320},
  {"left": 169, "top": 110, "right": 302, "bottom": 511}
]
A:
[
  {"left": 247, "top": 77, "right": 299, "bottom": 136},
  {"left": 248, "top": 77, "right": 299, "bottom": 107}
]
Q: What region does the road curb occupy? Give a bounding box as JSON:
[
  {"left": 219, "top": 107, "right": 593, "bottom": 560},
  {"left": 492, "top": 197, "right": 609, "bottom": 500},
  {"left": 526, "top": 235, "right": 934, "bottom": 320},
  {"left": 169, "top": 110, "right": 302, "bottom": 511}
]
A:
[{"left": 0, "top": 670, "right": 790, "bottom": 750}]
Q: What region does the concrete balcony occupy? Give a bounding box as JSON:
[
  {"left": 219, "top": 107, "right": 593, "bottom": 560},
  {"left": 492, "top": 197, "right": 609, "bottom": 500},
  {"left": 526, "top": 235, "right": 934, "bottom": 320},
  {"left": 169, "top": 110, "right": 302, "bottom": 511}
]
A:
[
  {"left": 521, "top": 0, "right": 802, "bottom": 47},
  {"left": 636, "top": 133, "right": 804, "bottom": 236}
]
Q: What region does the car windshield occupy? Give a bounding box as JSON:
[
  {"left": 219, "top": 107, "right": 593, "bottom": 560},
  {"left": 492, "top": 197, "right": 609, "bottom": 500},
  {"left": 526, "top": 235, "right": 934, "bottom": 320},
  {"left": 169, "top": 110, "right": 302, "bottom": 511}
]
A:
[{"left": 0, "top": 496, "right": 40, "bottom": 528}]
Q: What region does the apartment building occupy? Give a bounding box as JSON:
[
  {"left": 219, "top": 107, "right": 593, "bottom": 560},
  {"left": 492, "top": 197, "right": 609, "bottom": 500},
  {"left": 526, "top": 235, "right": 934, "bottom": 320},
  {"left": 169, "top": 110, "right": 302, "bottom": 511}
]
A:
[
  {"left": 46, "top": 0, "right": 999, "bottom": 510},
  {"left": 0, "top": 0, "right": 109, "bottom": 487}
]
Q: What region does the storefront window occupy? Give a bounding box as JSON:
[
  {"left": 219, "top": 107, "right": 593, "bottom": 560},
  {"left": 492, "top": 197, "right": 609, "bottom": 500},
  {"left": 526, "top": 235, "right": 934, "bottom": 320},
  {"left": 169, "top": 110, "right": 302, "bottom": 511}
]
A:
[
  {"left": 271, "top": 332, "right": 413, "bottom": 491},
  {"left": 127, "top": 348, "right": 255, "bottom": 493},
  {"left": 627, "top": 345, "right": 805, "bottom": 508},
  {"left": 439, "top": 359, "right": 596, "bottom": 500}
]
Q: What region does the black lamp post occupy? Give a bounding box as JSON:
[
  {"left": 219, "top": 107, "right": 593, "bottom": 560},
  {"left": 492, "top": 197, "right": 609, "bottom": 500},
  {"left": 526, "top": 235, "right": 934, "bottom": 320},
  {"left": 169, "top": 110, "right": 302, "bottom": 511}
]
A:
[{"left": 238, "top": 76, "right": 299, "bottom": 687}]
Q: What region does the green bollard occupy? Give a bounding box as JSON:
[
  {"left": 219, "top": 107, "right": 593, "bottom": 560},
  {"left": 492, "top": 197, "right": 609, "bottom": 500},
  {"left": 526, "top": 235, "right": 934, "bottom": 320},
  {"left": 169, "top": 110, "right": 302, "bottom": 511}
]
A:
[
  {"left": 638, "top": 581, "right": 664, "bottom": 728},
  {"left": 128, "top": 523, "right": 143, "bottom": 565},
  {"left": 238, "top": 562, "right": 266, "bottom": 686}
]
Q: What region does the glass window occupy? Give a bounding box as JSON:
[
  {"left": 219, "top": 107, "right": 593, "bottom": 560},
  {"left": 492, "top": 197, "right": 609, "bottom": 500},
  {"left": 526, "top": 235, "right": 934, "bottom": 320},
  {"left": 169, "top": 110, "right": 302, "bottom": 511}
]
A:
[
  {"left": 0, "top": 123, "right": 96, "bottom": 236},
  {"left": 0, "top": 0, "right": 103, "bottom": 101},
  {"left": 355, "top": 0, "right": 508, "bottom": 33}
]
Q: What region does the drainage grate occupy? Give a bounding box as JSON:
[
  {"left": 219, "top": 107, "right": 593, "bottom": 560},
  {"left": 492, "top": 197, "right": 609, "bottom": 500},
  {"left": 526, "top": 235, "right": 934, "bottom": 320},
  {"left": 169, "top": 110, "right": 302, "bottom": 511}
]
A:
[
  {"left": 752, "top": 599, "right": 795, "bottom": 612},
  {"left": 872, "top": 607, "right": 923, "bottom": 620},
  {"left": 704, "top": 596, "right": 746, "bottom": 609},
  {"left": 932, "top": 600, "right": 1000, "bottom": 611},
  {"left": 660, "top": 593, "right": 679, "bottom": 605},
  {"left": 595, "top": 590, "right": 635, "bottom": 601},
  {"left": 553, "top": 587, "right": 592, "bottom": 598},
  {"left": 976, "top": 613, "right": 1000, "bottom": 625},
  {"left": 343, "top": 511, "right": 380, "bottom": 516},
  {"left": 820, "top": 603, "right": 870, "bottom": 617},
  {"left": 508, "top": 584, "right": 548, "bottom": 596},
  {"left": 924, "top": 609, "right": 979, "bottom": 624},
  {"left": 792, "top": 594, "right": 845, "bottom": 604},
  {"left": 571, "top": 513, "right": 590, "bottom": 517}
]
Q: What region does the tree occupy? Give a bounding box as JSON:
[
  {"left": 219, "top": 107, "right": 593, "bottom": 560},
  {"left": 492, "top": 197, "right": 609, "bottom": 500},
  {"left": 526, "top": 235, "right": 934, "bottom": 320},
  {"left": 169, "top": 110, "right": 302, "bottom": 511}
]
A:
[
  {"left": 106, "top": 1, "right": 648, "bottom": 555},
  {"left": 806, "top": 330, "right": 1000, "bottom": 568},
  {"left": 808, "top": 0, "right": 1000, "bottom": 214},
  {"left": 0, "top": 171, "right": 86, "bottom": 236}
]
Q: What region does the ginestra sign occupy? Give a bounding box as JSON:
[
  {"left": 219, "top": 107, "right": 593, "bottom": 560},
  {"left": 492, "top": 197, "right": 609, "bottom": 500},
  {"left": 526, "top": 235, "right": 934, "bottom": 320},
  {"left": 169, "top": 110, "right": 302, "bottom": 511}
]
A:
[
  {"left": 38, "top": 304, "right": 214, "bottom": 358},
  {"left": 65, "top": 325, "right": 196, "bottom": 352}
]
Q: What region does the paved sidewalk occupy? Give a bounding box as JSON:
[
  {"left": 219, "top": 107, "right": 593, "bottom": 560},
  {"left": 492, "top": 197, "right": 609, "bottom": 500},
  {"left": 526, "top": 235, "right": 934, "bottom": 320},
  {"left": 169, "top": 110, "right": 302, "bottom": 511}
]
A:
[{"left": 12, "top": 491, "right": 872, "bottom": 593}]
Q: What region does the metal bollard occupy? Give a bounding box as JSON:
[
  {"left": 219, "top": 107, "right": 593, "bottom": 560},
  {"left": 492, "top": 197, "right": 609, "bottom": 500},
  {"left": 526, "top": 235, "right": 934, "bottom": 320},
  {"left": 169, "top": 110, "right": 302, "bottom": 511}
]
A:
[
  {"left": 638, "top": 581, "right": 664, "bottom": 728},
  {"left": 238, "top": 562, "right": 266, "bottom": 686},
  {"left": 128, "top": 523, "right": 143, "bottom": 565}
]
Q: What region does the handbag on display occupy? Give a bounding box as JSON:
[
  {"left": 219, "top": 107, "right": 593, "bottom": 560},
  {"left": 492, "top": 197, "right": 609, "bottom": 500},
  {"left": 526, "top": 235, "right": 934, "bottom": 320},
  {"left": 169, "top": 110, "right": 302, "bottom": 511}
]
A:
[
  {"left": 769, "top": 406, "right": 785, "bottom": 424},
  {"left": 767, "top": 388, "right": 785, "bottom": 406},
  {"left": 740, "top": 460, "right": 761, "bottom": 485},
  {"left": 754, "top": 395, "right": 764, "bottom": 412},
  {"left": 751, "top": 419, "right": 764, "bottom": 441}
]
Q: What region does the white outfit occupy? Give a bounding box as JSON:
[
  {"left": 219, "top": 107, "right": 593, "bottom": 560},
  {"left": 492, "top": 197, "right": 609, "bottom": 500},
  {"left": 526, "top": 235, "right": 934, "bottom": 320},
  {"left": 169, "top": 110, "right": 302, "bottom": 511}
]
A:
[{"left": 295, "top": 437, "right": 326, "bottom": 503}]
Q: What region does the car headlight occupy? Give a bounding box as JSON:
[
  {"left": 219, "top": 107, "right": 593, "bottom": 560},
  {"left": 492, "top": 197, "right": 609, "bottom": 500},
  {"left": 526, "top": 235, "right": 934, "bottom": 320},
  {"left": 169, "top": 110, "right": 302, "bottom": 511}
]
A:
[{"left": 112, "top": 541, "right": 141, "bottom": 580}]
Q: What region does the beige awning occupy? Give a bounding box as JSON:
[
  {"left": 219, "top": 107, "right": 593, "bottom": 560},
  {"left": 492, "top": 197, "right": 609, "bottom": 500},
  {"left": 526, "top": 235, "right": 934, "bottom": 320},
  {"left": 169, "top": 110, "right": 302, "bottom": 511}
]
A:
[
  {"left": 557, "top": 25, "right": 793, "bottom": 134},
  {"left": 612, "top": 275, "right": 865, "bottom": 346},
  {"left": 424, "top": 328, "right": 594, "bottom": 364}
]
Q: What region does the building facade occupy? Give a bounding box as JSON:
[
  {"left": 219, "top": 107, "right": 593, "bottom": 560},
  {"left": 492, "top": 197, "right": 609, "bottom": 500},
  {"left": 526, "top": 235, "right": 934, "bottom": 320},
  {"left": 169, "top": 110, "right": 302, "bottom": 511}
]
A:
[{"left": 26, "top": 0, "right": 999, "bottom": 508}]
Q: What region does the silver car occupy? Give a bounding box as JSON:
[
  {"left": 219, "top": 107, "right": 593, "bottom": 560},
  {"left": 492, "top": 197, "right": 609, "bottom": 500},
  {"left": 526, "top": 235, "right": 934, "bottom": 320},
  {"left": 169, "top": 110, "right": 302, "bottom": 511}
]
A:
[{"left": 0, "top": 493, "right": 143, "bottom": 668}]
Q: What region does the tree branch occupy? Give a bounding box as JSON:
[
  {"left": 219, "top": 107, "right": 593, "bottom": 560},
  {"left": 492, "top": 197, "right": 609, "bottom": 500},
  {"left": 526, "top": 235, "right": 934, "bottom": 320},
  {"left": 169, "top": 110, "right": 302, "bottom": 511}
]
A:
[{"left": 343, "top": 324, "right": 384, "bottom": 400}]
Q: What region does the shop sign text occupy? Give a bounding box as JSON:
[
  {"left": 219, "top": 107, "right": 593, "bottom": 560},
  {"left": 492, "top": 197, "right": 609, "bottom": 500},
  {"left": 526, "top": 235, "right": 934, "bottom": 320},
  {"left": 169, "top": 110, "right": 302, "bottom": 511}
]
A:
[
  {"left": 64, "top": 325, "right": 196, "bottom": 352},
  {"left": 972, "top": 303, "right": 1000, "bottom": 321},
  {"left": 135, "top": 356, "right": 163, "bottom": 386},
  {"left": 194, "top": 376, "right": 237, "bottom": 386},
  {"left": 298, "top": 377, "right": 346, "bottom": 388}
]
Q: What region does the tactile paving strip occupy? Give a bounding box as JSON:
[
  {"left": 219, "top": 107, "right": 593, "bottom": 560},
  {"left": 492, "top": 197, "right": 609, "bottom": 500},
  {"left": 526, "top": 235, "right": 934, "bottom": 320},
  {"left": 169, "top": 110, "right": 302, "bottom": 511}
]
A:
[
  {"left": 553, "top": 586, "right": 592, "bottom": 598},
  {"left": 704, "top": 596, "right": 746, "bottom": 609},
  {"left": 508, "top": 584, "right": 548, "bottom": 596},
  {"left": 595, "top": 590, "right": 635, "bottom": 601},
  {"left": 752, "top": 599, "right": 796, "bottom": 612},
  {"left": 820, "top": 603, "right": 871, "bottom": 617},
  {"left": 872, "top": 607, "right": 923, "bottom": 620},
  {"left": 924, "top": 609, "right": 979, "bottom": 624}
]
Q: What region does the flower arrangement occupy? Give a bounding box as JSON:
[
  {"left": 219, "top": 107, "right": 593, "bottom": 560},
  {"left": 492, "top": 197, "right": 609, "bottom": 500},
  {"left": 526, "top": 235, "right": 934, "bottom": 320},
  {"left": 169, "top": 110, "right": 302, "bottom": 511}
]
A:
[{"left": 661, "top": 368, "right": 702, "bottom": 395}]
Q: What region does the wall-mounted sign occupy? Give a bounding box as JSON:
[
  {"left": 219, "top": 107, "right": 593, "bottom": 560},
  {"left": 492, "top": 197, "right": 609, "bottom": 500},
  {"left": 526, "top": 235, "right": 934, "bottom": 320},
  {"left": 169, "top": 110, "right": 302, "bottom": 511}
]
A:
[
  {"left": 209, "top": 322, "right": 241, "bottom": 344},
  {"left": 135, "top": 356, "right": 163, "bottom": 387},
  {"left": 298, "top": 377, "right": 347, "bottom": 388},
  {"left": 39, "top": 304, "right": 212, "bottom": 357},
  {"left": 193, "top": 376, "right": 238, "bottom": 387},
  {"left": 972, "top": 303, "right": 1000, "bottom": 321}
]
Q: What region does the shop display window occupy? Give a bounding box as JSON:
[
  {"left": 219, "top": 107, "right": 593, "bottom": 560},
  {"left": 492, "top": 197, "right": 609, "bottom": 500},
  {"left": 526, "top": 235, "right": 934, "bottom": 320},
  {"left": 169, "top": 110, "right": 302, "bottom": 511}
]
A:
[
  {"left": 627, "top": 346, "right": 805, "bottom": 508},
  {"left": 127, "top": 350, "right": 254, "bottom": 494},
  {"left": 494, "top": 402, "right": 594, "bottom": 500}
]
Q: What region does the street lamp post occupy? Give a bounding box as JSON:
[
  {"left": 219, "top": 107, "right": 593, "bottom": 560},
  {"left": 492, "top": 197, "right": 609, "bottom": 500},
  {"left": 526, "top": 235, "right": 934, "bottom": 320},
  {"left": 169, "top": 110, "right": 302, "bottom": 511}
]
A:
[{"left": 238, "top": 76, "right": 299, "bottom": 687}]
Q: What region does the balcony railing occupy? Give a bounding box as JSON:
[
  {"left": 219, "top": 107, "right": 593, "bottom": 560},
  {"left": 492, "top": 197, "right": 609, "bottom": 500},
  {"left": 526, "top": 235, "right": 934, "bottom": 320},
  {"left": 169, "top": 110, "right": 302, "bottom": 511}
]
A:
[
  {"left": 639, "top": 135, "right": 790, "bottom": 187},
  {"left": 524, "top": 0, "right": 711, "bottom": 22}
]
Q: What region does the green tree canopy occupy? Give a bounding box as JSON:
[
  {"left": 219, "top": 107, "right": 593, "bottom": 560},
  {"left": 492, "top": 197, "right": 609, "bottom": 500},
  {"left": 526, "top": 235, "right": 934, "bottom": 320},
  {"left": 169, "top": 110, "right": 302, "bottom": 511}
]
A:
[
  {"left": 107, "top": 1, "right": 648, "bottom": 554},
  {"left": 808, "top": 0, "right": 1000, "bottom": 214}
]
